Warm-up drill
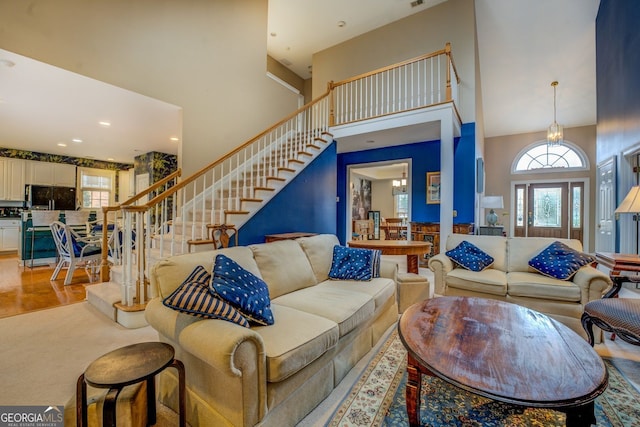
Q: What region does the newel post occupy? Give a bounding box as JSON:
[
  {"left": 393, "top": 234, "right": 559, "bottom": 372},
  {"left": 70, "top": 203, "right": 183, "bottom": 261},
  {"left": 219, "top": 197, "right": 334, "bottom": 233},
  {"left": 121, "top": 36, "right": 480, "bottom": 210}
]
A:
[
  {"left": 445, "top": 42, "right": 452, "bottom": 101},
  {"left": 99, "top": 206, "right": 111, "bottom": 282},
  {"left": 328, "top": 81, "right": 336, "bottom": 126}
]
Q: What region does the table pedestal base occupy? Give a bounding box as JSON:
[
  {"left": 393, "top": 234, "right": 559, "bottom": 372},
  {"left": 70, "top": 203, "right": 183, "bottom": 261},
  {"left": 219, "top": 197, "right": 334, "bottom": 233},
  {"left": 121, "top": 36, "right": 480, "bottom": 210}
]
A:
[{"left": 405, "top": 349, "right": 596, "bottom": 427}]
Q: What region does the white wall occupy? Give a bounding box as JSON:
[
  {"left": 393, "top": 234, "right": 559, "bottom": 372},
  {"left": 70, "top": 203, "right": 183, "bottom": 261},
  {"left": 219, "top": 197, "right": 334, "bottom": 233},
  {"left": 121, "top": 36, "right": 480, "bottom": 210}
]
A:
[
  {"left": 371, "top": 179, "right": 395, "bottom": 219},
  {"left": 311, "top": 0, "right": 477, "bottom": 125},
  {"left": 0, "top": 0, "right": 299, "bottom": 176}
]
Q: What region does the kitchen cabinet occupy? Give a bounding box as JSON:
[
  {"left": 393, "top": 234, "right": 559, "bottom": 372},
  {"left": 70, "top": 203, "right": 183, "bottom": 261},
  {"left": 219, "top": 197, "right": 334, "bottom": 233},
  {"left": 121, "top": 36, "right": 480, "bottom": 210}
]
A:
[
  {"left": 0, "top": 158, "right": 26, "bottom": 201},
  {"left": 26, "top": 161, "right": 76, "bottom": 187},
  {"left": 0, "top": 219, "right": 20, "bottom": 252}
]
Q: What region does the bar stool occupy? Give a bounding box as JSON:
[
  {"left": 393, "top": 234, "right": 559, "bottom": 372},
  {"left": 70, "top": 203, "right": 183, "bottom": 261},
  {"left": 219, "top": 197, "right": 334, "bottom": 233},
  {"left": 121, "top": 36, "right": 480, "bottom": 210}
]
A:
[{"left": 28, "top": 210, "right": 60, "bottom": 268}]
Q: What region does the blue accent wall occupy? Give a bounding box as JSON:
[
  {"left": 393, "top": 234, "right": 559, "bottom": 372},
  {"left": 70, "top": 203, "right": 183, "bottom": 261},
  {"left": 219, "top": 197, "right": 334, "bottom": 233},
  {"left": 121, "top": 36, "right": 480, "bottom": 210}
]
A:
[
  {"left": 596, "top": 0, "right": 640, "bottom": 251},
  {"left": 596, "top": 0, "right": 640, "bottom": 165},
  {"left": 336, "top": 122, "right": 476, "bottom": 243},
  {"left": 238, "top": 142, "right": 337, "bottom": 245}
]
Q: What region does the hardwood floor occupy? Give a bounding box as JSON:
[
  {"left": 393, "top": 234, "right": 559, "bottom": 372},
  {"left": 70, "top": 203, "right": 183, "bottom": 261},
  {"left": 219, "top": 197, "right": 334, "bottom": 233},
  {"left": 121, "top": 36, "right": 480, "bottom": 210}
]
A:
[{"left": 0, "top": 252, "right": 90, "bottom": 318}]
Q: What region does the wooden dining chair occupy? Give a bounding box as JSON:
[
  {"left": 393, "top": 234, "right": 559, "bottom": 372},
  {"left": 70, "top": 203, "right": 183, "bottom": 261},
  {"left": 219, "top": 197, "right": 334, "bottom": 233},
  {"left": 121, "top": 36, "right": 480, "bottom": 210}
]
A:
[{"left": 384, "top": 218, "right": 405, "bottom": 240}]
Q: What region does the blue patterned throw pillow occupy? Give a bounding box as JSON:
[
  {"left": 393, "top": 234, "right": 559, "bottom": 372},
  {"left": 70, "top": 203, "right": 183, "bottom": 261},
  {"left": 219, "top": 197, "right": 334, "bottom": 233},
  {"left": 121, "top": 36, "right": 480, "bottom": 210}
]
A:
[
  {"left": 528, "top": 241, "right": 595, "bottom": 280},
  {"left": 210, "top": 254, "right": 275, "bottom": 325},
  {"left": 162, "top": 265, "right": 250, "bottom": 327},
  {"left": 328, "top": 245, "right": 382, "bottom": 281},
  {"left": 445, "top": 240, "right": 494, "bottom": 272}
]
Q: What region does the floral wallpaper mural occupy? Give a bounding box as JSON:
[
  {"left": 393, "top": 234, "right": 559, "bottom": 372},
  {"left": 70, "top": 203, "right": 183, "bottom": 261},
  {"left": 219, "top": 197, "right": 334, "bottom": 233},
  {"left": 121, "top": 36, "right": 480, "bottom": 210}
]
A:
[
  {"left": 0, "top": 147, "right": 134, "bottom": 200},
  {"left": 0, "top": 147, "right": 133, "bottom": 171},
  {"left": 134, "top": 151, "right": 178, "bottom": 185}
]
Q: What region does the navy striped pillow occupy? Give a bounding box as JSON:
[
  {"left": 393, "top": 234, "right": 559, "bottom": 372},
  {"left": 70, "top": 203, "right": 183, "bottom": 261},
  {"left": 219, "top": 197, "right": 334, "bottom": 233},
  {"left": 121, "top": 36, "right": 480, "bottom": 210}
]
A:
[{"left": 163, "top": 265, "right": 250, "bottom": 327}]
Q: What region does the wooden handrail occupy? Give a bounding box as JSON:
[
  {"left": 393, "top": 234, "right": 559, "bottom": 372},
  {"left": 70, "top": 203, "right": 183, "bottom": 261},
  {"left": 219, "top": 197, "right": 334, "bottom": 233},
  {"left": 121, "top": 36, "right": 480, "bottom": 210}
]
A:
[
  {"left": 143, "top": 90, "right": 332, "bottom": 209},
  {"left": 445, "top": 42, "right": 460, "bottom": 84},
  {"left": 120, "top": 169, "right": 182, "bottom": 207},
  {"left": 97, "top": 169, "right": 181, "bottom": 282}
]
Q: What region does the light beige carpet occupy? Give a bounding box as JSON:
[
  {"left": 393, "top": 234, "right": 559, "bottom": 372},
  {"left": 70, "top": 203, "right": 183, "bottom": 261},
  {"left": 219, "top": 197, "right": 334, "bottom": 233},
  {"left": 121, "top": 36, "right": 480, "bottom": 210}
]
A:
[{"left": 0, "top": 301, "right": 159, "bottom": 406}]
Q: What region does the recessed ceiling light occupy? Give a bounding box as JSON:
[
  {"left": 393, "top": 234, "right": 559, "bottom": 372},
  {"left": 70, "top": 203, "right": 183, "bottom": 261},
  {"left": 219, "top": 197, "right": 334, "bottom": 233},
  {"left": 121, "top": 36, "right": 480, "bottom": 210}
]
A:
[
  {"left": 337, "top": 21, "right": 346, "bottom": 28},
  {"left": 270, "top": 32, "right": 277, "bottom": 37},
  {"left": 107, "top": 157, "right": 114, "bottom": 161},
  {"left": 99, "top": 121, "right": 111, "bottom": 127},
  {"left": 57, "top": 142, "right": 67, "bottom": 147},
  {"left": 72, "top": 138, "right": 83, "bottom": 143},
  {"left": 170, "top": 137, "right": 179, "bottom": 142}
]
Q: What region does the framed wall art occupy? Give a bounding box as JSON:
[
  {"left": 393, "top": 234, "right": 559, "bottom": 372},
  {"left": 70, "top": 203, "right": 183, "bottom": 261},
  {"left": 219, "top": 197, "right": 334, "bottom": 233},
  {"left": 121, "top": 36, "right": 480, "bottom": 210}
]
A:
[{"left": 426, "top": 172, "right": 440, "bottom": 204}]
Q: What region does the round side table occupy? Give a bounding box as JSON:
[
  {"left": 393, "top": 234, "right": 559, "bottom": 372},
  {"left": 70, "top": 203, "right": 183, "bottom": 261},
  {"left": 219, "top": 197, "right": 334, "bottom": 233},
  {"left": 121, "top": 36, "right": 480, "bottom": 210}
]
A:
[{"left": 76, "top": 342, "right": 185, "bottom": 427}]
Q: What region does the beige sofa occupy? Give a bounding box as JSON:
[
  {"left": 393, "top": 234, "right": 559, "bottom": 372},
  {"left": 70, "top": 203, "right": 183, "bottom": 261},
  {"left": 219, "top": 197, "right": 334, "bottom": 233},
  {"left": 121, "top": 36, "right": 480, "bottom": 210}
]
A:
[
  {"left": 428, "top": 234, "right": 612, "bottom": 338},
  {"left": 145, "top": 234, "right": 419, "bottom": 427}
]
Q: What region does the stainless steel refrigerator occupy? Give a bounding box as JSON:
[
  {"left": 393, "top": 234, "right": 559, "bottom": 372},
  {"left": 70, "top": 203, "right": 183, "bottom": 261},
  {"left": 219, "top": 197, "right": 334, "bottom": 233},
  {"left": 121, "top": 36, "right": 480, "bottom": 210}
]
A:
[{"left": 25, "top": 185, "right": 77, "bottom": 210}]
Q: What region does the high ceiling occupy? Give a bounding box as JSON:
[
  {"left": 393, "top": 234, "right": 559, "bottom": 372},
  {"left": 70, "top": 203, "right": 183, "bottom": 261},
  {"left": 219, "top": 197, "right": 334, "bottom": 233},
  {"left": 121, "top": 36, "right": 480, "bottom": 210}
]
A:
[{"left": 0, "top": 0, "right": 600, "bottom": 165}]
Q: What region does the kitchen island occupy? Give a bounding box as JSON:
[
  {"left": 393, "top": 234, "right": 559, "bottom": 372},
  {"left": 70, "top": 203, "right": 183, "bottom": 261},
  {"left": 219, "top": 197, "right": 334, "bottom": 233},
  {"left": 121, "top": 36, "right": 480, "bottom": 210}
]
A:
[{"left": 18, "top": 210, "right": 96, "bottom": 267}]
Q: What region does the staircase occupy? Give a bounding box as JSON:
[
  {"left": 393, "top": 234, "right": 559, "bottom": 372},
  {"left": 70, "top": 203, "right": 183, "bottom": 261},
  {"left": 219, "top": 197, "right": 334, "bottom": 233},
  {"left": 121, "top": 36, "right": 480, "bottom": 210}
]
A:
[{"left": 85, "top": 43, "right": 462, "bottom": 328}]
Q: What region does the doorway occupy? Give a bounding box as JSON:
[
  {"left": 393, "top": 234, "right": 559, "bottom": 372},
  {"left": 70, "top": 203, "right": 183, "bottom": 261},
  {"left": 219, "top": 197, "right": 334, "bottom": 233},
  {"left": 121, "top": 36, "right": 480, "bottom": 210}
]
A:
[
  {"left": 347, "top": 161, "right": 411, "bottom": 241},
  {"left": 513, "top": 179, "right": 587, "bottom": 245}
]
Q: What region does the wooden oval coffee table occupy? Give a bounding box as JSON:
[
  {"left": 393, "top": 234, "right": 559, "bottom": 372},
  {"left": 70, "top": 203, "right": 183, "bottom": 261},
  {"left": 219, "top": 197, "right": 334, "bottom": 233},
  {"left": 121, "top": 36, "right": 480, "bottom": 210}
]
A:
[{"left": 398, "top": 297, "right": 608, "bottom": 427}]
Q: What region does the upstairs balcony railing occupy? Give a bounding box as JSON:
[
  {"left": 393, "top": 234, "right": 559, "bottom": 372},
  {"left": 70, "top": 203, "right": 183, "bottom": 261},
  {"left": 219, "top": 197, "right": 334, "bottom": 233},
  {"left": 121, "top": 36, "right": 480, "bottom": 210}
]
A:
[
  {"left": 103, "top": 42, "right": 460, "bottom": 309},
  {"left": 329, "top": 42, "right": 460, "bottom": 126}
]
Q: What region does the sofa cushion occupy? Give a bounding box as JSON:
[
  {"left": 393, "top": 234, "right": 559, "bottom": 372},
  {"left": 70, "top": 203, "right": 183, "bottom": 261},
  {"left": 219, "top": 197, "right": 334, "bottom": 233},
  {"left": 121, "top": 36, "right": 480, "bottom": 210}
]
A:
[
  {"left": 272, "top": 286, "right": 375, "bottom": 337},
  {"left": 151, "top": 247, "right": 259, "bottom": 298},
  {"left": 507, "top": 272, "right": 582, "bottom": 302},
  {"left": 445, "top": 234, "right": 507, "bottom": 271},
  {"left": 163, "top": 265, "right": 250, "bottom": 327},
  {"left": 253, "top": 304, "right": 339, "bottom": 382},
  {"left": 316, "top": 277, "right": 396, "bottom": 311},
  {"left": 250, "top": 240, "right": 318, "bottom": 299},
  {"left": 211, "top": 254, "right": 274, "bottom": 325},
  {"left": 507, "top": 237, "right": 583, "bottom": 273},
  {"left": 328, "top": 245, "right": 381, "bottom": 281},
  {"left": 445, "top": 240, "right": 494, "bottom": 272},
  {"left": 446, "top": 268, "right": 507, "bottom": 296},
  {"left": 297, "top": 234, "right": 340, "bottom": 283},
  {"left": 528, "top": 241, "right": 595, "bottom": 280}
]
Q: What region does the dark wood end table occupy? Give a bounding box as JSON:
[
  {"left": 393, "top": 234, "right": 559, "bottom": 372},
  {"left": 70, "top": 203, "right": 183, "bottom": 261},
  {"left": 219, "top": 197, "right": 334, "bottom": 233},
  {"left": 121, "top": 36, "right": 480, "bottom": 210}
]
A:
[
  {"left": 76, "top": 341, "right": 186, "bottom": 427},
  {"left": 595, "top": 252, "right": 640, "bottom": 298},
  {"left": 398, "top": 297, "right": 608, "bottom": 427}
]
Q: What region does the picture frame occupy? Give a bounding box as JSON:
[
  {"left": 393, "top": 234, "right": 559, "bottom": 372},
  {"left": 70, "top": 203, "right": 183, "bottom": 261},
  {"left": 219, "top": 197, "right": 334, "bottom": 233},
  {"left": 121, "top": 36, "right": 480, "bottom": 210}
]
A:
[
  {"left": 368, "top": 210, "right": 381, "bottom": 240},
  {"left": 426, "top": 172, "right": 441, "bottom": 204}
]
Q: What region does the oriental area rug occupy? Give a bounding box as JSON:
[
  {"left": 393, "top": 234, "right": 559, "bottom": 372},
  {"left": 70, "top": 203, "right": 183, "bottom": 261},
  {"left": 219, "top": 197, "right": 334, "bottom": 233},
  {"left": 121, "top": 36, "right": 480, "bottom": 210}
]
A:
[{"left": 329, "top": 331, "right": 640, "bottom": 427}]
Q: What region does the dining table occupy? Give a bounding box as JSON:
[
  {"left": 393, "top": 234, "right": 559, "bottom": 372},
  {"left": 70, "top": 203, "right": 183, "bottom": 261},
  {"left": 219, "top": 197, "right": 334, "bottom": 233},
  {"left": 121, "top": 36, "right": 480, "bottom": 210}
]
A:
[{"left": 347, "top": 239, "right": 432, "bottom": 274}]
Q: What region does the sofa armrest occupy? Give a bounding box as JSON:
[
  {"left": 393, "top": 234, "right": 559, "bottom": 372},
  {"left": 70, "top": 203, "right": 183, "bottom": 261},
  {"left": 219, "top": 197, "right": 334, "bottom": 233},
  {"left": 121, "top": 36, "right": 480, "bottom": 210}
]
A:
[
  {"left": 380, "top": 258, "right": 398, "bottom": 282},
  {"left": 146, "top": 298, "right": 267, "bottom": 426},
  {"left": 428, "top": 253, "right": 454, "bottom": 294},
  {"left": 572, "top": 266, "right": 613, "bottom": 304}
]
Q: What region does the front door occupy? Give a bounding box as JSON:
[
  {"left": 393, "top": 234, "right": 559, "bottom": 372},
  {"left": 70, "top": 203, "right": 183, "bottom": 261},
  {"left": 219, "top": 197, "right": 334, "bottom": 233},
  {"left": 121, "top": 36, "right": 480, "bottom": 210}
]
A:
[
  {"left": 514, "top": 181, "right": 585, "bottom": 243},
  {"left": 528, "top": 183, "right": 568, "bottom": 238}
]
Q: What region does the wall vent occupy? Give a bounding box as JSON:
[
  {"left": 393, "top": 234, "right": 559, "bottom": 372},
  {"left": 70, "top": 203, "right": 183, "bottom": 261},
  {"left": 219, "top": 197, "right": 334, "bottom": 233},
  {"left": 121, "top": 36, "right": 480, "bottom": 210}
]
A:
[
  {"left": 410, "top": 0, "right": 424, "bottom": 7},
  {"left": 279, "top": 58, "right": 293, "bottom": 66}
]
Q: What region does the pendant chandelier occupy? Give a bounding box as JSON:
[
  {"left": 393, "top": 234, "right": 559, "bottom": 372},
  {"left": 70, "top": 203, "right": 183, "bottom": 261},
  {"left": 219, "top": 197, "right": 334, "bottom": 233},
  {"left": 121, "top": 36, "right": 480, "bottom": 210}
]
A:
[
  {"left": 392, "top": 168, "right": 407, "bottom": 195},
  {"left": 547, "top": 81, "right": 563, "bottom": 147}
]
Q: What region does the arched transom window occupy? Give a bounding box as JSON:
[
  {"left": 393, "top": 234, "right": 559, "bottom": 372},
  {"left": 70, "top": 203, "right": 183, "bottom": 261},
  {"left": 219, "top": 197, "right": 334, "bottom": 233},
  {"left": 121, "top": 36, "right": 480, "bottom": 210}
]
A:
[{"left": 513, "top": 141, "right": 589, "bottom": 173}]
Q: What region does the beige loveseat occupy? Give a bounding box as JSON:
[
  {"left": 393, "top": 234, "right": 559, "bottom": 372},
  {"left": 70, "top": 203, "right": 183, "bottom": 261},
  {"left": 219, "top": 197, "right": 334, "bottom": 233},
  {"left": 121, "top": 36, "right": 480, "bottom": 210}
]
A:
[
  {"left": 145, "top": 234, "right": 411, "bottom": 427},
  {"left": 428, "top": 234, "right": 612, "bottom": 337}
]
